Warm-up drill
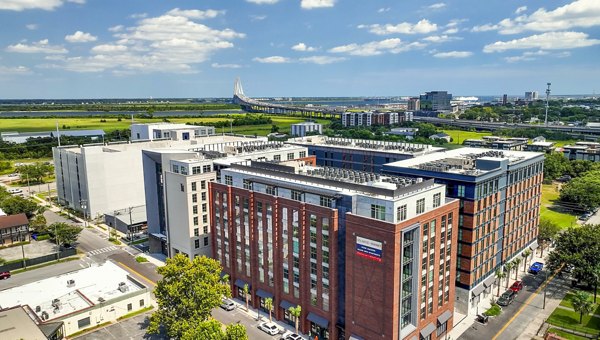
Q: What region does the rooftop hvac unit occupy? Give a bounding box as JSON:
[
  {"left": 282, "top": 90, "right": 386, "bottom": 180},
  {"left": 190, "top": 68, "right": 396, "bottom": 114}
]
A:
[
  {"left": 67, "top": 279, "right": 75, "bottom": 287},
  {"left": 35, "top": 306, "right": 41, "bottom": 313},
  {"left": 98, "top": 297, "right": 105, "bottom": 303},
  {"left": 41, "top": 311, "right": 49, "bottom": 320},
  {"left": 118, "top": 282, "right": 129, "bottom": 293}
]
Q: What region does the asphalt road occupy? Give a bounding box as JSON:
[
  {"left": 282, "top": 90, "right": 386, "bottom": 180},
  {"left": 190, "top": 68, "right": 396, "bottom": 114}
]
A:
[
  {"left": 213, "top": 301, "right": 287, "bottom": 340},
  {"left": 459, "top": 269, "right": 565, "bottom": 340}
]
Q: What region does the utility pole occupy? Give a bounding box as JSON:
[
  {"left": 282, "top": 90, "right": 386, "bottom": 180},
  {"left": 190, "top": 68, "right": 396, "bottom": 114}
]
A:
[
  {"left": 128, "top": 206, "right": 133, "bottom": 243},
  {"left": 56, "top": 121, "right": 61, "bottom": 147},
  {"left": 47, "top": 183, "right": 51, "bottom": 206},
  {"left": 20, "top": 228, "right": 26, "bottom": 269},
  {"left": 544, "top": 82, "right": 551, "bottom": 127}
]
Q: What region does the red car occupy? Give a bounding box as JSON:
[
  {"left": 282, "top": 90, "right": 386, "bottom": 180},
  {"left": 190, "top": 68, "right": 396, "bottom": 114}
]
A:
[
  {"left": 510, "top": 281, "right": 523, "bottom": 292},
  {"left": 0, "top": 271, "right": 10, "bottom": 280}
]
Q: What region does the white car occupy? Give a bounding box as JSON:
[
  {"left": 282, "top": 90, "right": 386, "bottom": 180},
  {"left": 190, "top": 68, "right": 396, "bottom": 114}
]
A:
[
  {"left": 7, "top": 173, "right": 19, "bottom": 178},
  {"left": 258, "top": 321, "right": 281, "bottom": 336},
  {"left": 8, "top": 188, "right": 22, "bottom": 194},
  {"left": 281, "top": 330, "right": 304, "bottom": 340}
]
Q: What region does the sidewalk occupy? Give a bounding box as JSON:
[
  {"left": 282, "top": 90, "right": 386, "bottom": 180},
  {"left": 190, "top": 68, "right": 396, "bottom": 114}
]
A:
[{"left": 229, "top": 298, "right": 299, "bottom": 335}]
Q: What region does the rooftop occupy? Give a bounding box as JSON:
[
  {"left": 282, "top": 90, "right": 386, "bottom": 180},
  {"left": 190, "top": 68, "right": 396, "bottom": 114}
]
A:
[
  {"left": 0, "top": 262, "right": 144, "bottom": 322},
  {"left": 287, "top": 135, "right": 444, "bottom": 155},
  {"left": 386, "top": 147, "right": 543, "bottom": 175},
  {"left": 0, "top": 306, "right": 47, "bottom": 340},
  {"left": 0, "top": 213, "right": 28, "bottom": 230},
  {"left": 131, "top": 122, "right": 211, "bottom": 130},
  {"left": 291, "top": 122, "right": 322, "bottom": 126}
]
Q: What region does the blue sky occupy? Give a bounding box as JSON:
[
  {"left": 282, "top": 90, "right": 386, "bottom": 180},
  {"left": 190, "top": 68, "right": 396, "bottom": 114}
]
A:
[{"left": 0, "top": 0, "right": 599, "bottom": 98}]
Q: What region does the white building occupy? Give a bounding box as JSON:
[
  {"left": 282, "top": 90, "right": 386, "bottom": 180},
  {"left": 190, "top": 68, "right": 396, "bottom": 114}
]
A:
[
  {"left": 0, "top": 262, "right": 152, "bottom": 337},
  {"left": 142, "top": 141, "right": 309, "bottom": 259},
  {"left": 291, "top": 122, "right": 322, "bottom": 137},
  {"left": 130, "top": 123, "right": 215, "bottom": 141},
  {"left": 53, "top": 131, "right": 267, "bottom": 219}
]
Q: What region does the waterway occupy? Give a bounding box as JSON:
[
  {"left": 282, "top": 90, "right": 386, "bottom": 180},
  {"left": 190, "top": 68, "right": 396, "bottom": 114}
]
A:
[{"left": 0, "top": 110, "right": 244, "bottom": 117}]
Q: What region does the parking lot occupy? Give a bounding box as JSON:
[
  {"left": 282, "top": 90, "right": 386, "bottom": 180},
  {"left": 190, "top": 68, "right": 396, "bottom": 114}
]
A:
[{"left": 0, "top": 239, "right": 57, "bottom": 261}]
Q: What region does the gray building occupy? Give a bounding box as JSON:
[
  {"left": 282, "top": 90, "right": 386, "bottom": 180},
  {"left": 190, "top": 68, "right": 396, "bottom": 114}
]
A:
[
  {"left": 290, "top": 122, "right": 322, "bottom": 137},
  {"left": 562, "top": 142, "right": 600, "bottom": 162},
  {"left": 420, "top": 91, "right": 452, "bottom": 111},
  {"left": 130, "top": 123, "right": 215, "bottom": 141},
  {"left": 1, "top": 130, "right": 105, "bottom": 144}
]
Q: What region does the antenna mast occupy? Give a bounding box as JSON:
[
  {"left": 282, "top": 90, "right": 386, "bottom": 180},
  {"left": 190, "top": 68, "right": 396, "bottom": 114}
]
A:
[{"left": 544, "top": 82, "right": 551, "bottom": 127}]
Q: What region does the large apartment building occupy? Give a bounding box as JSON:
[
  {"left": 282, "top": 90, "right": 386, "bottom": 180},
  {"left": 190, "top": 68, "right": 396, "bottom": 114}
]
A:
[
  {"left": 383, "top": 148, "right": 544, "bottom": 315},
  {"left": 211, "top": 160, "right": 459, "bottom": 340},
  {"left": 142, "top": 141, "right": 309, "bottom": 259},
  {"left": 287, "top": 136, "right": 443, "bottom": 173}
]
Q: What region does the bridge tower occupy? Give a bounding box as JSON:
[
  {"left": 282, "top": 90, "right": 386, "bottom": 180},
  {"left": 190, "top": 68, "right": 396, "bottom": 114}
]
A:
[{"left": 234, "top": 77, "right": 245, "bottom": 97}]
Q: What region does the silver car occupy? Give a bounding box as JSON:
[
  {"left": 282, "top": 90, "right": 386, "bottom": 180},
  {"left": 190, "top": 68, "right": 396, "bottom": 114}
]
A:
[
  {"left": 220, "top": 299, "right": 236, "bottom": 311},
  {"left": 258, "top": 321, "right": 280, "bottom": 336}
]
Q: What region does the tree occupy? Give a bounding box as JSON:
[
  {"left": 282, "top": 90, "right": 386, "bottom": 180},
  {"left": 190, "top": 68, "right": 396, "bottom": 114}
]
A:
[
  {"left": 543, "top": 152, "right": 571, "bottom": 182},
  {"left": 572, "top": 291, "right": 594, "bottom": 324},
  {"left": 225, "top": 323, "right": 248, "bottom": 340},
  {"left": 560, "top": 171, "right": 600, "bottom": 211},
  {"left": 538, "top": 218, "right": 561, "bottom": 257},
  {"left": 270, "top": 124, "right": 279, "bottom": 133},
  {"left": 16, "top": 162, "right": 53, "bottom": 184},
  {"left": 504, "top": 262, "right": 515, "bottom": 287},
  {"left": 289, "top": 305, "right": 302, "bottom": 334},
  {"left": 49, "top": 222, "right": 82, "bottom": 246},
  {"left": 522, "top": 249, "right": 532, "bottom": 272},
  {"left": 264, "top": 297, "right": 273, "bottom": 323},
  {"left": 181, "top": 319, "right": 248, "bottom": 340},
  {"left": 0, "top": 195, "right": 40, "bottom": 218},
  {"left": 496, "top": 269, "right": 506, "bottom": 297},
  {"left": 512, "top": 258, "right": 522, "bottom": 280},
  {"left": 243, "top": 283, "right": 250, "bottom": 312},
  {"left": 29, "top": 214, "right": 47, "bottom": 233},
  {"left": 547, "top": 224, "right": 600, "bottom": 286},
  {"left": 148, "top": 254, "right": 235, "bottom": 338}
]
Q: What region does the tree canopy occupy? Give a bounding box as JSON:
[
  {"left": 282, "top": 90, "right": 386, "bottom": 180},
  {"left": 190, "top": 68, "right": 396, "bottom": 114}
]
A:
[
  {"left": 48, "top": 222, "right": 83, "bottom": 246},
  {"left": 15, "top": 162, "right": 54, "bottom": 184},
  {"left": 0, "top": 191, "right": 41, "bottom": 218},
  {"left": 559, "top": 170, "right": 600, "bottom": 211},
  {"left": 547, "top": 224, "right": 600, "bottom": 286},
  {"left": 148, "top": 254, "right": 246, "bottom": 339}
]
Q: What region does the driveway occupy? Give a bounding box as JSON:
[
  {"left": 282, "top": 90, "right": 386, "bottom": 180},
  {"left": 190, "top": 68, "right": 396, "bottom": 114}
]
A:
[{"left": 74, "top": 312, "right": 165, "bottom": 340}]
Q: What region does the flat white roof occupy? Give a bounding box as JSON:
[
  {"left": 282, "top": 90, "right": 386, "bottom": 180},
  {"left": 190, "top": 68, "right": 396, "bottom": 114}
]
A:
[
  {"left": 131, "top": 123, "right": 212, "bottom": 130},
  {"left": 0, "top": 262, "right": 143, "bottom": 322},
  {"left": 288, "top": 135, "right": 444, "bottom": 155}
]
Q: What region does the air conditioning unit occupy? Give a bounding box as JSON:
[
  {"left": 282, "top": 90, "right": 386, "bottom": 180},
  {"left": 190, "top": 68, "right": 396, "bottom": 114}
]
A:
[{"left": 67, "top": 279, "right": 75, "bottom": 287}]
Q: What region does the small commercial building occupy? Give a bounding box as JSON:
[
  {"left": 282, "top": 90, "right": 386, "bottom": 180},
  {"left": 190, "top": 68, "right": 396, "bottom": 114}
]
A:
[
  {"left": 104, "top": 207, "right": 147, "bottom": 235},
  {"left": 0, "top": 213, "right": 29, "bottom": 246},
  {"left": 1, "top": 130, "right": 105, "bottom": 144},
  {"left": 386, "top": 127, "right": 418, "bottom": 140},
  {"left": 130, "top": 123, "right": 215, "bottom": 141},
  {"left": 0, "top": 305, "right": 63, "bottom": 340},
  {"left": 0, "top": 262, "right": 152, "bottom": 337},
  {"left": 562, "top": 142, "right": 600, "bottom": 162},
  {"left": 291, "top": 122, "right": 322, "bottom": 137}
]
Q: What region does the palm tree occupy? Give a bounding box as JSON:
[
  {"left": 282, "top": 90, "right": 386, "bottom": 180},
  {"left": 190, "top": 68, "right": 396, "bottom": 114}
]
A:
[
  {"left": 289, "top": 305, "right": 302, "bottom": 334},
  {"left": 496, "top": 269, "right": 506, "bottom": 297},
  {"left": 512, "top": 258, "right": 522, "bottom": 280},
  {"left": 522, "top": 249, "right": 532, "bottom": 272},
  {"left": 243, "top": 284, "right": 250, "bottom": 311},
  {"left": 504, "top": 262, "right": 515, "bottom": 288},
  {"left": 265, "top": 297, "right": 273, "bottom": 323},
  {"left": 572, "top": 291, "right": 594, "bottom": 324}
]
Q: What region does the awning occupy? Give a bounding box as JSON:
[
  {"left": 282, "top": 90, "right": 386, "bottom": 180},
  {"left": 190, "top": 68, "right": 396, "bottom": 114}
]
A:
[
  {"left": 420, "top": 322, "right": 436, "bottom": 338},
  {"left": 472, "top": 284, "right": 485, "bottom": 297},
  {"left": 437, "top": 310, "right": 453, "bottom": 324},
  {"left": 483, "top": 275, "right": 496, "bottom": 288},
  {"left": 256, "top": 289, "right": 274, "bottom": 299},
  {"left": 349, "top": 335, "right": 364, "bottom": 340},
  {"left": 307, "top": 312, "right": 329, "bottom": 329},
  {"left": 150, "top": 233, "right": 167, "bottom": 240},
  {"left": 280, "top": 300, "right": 295, "bottom": 310},
  {"left": 529, "top": 240, "right": 539, "bottom": 250},
  {"left": 234, "top": 279, "right": 249, "bottom": 289}
]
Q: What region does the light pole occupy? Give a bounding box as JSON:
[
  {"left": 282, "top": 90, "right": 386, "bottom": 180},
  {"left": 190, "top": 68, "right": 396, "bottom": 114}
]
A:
[
  {"left": 543, "top": 269, "right": 549, "bottom": 309},
  {"left": 79, "top": 199, "right": 87, "bottom": 228},
  {"left": 544, "top": 83, "right": 551, "bottom": 127}
]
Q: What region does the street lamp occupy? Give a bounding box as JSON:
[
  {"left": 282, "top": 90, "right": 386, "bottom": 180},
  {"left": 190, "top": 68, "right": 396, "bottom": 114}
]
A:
[
  {"left": 543, "top": 269, "right": 549, "bottom": 309},
  {"left": 79, "top": 199, "right": 87, "bottom": 228}
]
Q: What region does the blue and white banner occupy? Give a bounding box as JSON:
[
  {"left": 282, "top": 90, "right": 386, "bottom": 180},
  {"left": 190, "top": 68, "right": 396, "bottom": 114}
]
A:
[{"left": 356, "top": 236, "right": 382, "bottom": 262}]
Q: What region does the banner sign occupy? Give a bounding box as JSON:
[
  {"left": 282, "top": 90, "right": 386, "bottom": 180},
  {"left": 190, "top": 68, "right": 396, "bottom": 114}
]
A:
[{"left": 356, "top": 236, "right": 382, "bottom": 262}]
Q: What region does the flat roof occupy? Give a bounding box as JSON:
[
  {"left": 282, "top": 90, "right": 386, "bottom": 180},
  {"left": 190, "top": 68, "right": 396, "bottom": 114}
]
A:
[
  {"left": 287, "top": 135, "right": 444, "bottom": 156},
  {"left": 0, "top": 262, "right": 143, "bottom": 322},
  {"left": 131, "top": 123, "right": 212, "bottom": 130},
  {"left": 0, "top": 306, "right": 47, "bottom": 340},
  {"left": 291, "top": 122, "right": 322, "bottom": 126},
  {"left": 386, "top": 147, "right": 543, "bottom": 175}
]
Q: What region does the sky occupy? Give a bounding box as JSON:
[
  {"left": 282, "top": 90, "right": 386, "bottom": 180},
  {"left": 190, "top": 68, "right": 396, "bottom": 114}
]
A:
[{"left": 0, "top": 0, "right": 599, "bottom": 99}]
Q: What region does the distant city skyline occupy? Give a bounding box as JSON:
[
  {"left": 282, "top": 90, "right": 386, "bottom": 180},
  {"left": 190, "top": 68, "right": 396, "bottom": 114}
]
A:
[{"left": 0, "top": 0, "right": 599, "bottom": 99}]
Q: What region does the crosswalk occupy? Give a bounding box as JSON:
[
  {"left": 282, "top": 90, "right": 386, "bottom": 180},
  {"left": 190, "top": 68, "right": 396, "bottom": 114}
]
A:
[{"left": 87, "top": 246, "right": 118, "bottom": 256}]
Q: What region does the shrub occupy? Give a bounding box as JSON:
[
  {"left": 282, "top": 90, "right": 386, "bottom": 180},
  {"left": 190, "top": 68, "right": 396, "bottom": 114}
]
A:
[
  {"left": 135, "top": 256, "right": 148, "bottom": 263},
  {"left": 484, "top": 304, "right": 502, "bottom": 317},
  {"left": 36, "top": 234, "right": 50, "bottom": 241}
]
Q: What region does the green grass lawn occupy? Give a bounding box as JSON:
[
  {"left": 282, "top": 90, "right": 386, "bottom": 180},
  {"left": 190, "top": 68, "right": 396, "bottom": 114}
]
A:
[
  {"left": 547, "top": 327, "right": 590, "bottom": 340},
  {"left": 547, "top": 307, "right": 600, "bottom": 336},
  {"left": 560, "top": 291, "right": 600, "bottom": 314},
  {"left": 541, "top": 184, "right": 578, "bottom": 228},
  {"left": 442, "top": 129, "right": 491, "bottom": 145}
]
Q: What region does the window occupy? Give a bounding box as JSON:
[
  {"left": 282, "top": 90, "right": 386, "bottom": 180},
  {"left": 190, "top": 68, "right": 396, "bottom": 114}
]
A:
[
  {"left": 193, "top": 205, "right": 198, "bottom": 214},
  {"left": 201, "top": 192, "right": 207, "bottom": 200},
  {"left": 299, "top": 151, "right": 306, "bottom": 158},
  {"left": 180, "top": 183, "right": 184, "bottom": 192},
  {"left": 202, "top": 203, "right": 207, "bottom": 212},
  {"left": 291, "top": 190, "right": 303, "bottom": 201},
  {"left": 77, "top": 317, "right": 91, "bottom": 329},
  {"left": 433, "top": 193, "right": 441, "bottom": 208},
  {"left": 172, "top": 164, "right": 179, "bottom": 173},
  {"left": 195, "top": 239, "right": 200, "bottom": 248},
  {"left": 127, "top": 303, "right": 133, "bottom": 311},
  {"left": 274, "top": 154, "right": 281, "bottom": 161},
  {"left": 437, "top": 322, "right": 447, "bottom": 336},
  {"left": 320, "top": 196, "right": 333, "bottom": 208},
  {"left": 371, "top": 204, "right": 386, "bottom": 221},
  {"left": 416, "top": 198, "right": 425, "bottom": 214},
  {"left": 139, "top": 299, "right": 145, "bottom": 307},
  {"left": 457, "top": 185, "right": 465, "bottom": 197},
  {"left": 287, "top": 152, "right": 294, "bottom": 160},
  {"left": 243, "top": 179, "right": 252, "bottom": 190},
  {"left": 192, "top": 166, "right": 201, "bottom": 175},
  {"left": 266, "top": 185, "right": 277, "bottom": 196},
  {"left": 203, "top": 165, "right": 212, "bottom": 173},
  {"left": 201, "top": 180, "right": 206, "bottom": 190},
  {"left": 193, "top": 217, "right": 199, "bottom": 226},
  {"left": 204, "top": 237, "right": 209, "bottom": 246},
  {"left": 225, "top": 175, "right": 232, "bottom": 186},
  {"left": 192, "top": 194, "right": 197, "bottom": 203},
  {"left": 203, "top": 215, "right": 208, "bottom": 223},
  {"left": 191, "top": 182, "right": 197, "bottom": 191},
  {"left": 194, "top": 228, "right": 199, "bottom": 236},
  {"left": 397, "top": 204, "right": 407, "bottom": 221}
]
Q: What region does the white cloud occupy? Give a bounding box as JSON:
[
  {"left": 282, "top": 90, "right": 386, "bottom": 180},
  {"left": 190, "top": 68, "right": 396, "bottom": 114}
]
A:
[
  {"left": 166, "top": 8, "right": 224, "bottom": 20},
  {"left": 26, "top": 24, "right": 38, "bottom": 30},
  {"left": 291, "top": 42, "right": 317, "bottom": 52},
  {"left": 65, "top": 31, "right": 97, "bottom": 43},
  {"left": 108, "top": 25, "right": 124, "bottom": 32},
  {"left": 329, "top": 38, "right": 426, "bottom": 56},
  {"left": 130, "top": 13, "right": 147, "bottom": 19},
  {"left": 433, "top": 51, "right": 473, "bottom": 58},
  {"left": 360, "top": 19, "right": 438, "bottom": 35},
  {"left": 250, "top": 14, "right": 267, "bottom": 21},
  {"left": 253, "top": 56, "right": 291, "bottom": 63},
  {"left": 45, "top": 9, "right": 244, "bottom": 73},
  {"left": 299, "top": 56, "right": 345, "bottom": 64},
  {"left": 0, "top": 0, "right": 84, "bottom": 11},
  {"left": 443, "top": 28, "right": 458, "bottom": 34},
  {"left": 428, "top": 3, "right": 446, "bottom": 10},
  {"left": 246, "top": 0, "right": 279, "bottom": 3},
  {"left": 504, "top": 50, "right": 571, "bottom": 63},
  {"left": 211, "top": 63, "right": 242, "bottom": 68},
  {"left": 474, "top": 0, "right": 600, "bottom": 34},
  {"left": 515, "top": 6, "right": 527, "bottom": 14},
  {"left": 378, "top": 7, "right": 390, "bottom": 13},
  {"left": 301, "top": 0, "right": 336, "bottom": 10},
  {"left": 6, "top": 39, "right": 68, "bottom": 54},
  {"left": 0, "top": 65, "right": 31, "bottom": 75},
  {"left": 484, "top": 31, "right": 600, "bottom": 53},
  {"left": 423, "top": 35, "right": 462, "bottom": 43}
]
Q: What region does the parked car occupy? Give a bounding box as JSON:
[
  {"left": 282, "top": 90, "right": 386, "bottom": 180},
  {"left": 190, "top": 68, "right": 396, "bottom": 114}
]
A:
[
  {"left": 497, "top": 290, "right": 516, "bottom": 306},
  {"left": 281, "top": 331, "right": 304, "bottom": 340},
  {"left": 510, "top": 281, "right": 524, "bottom": 293},
  {"left": 258, "top": 321, "right": 281, "bottom": 336},
  {"left": 529, "top": 262, "right": 544, "bottom": 275},
  {"left": 7, "top": 173, "right": 19, "bottom": 178},
  {"left": 7, "top": 188, "right": 22, "bottom": 194},
  {"left": 579, "top": 212, "right": 592, "bottom": 220},
  {"left": 0, "top": 271, "right": 10, "bottom": 280},
  {"left": 220, "top": 298, "right": 236, "bottom": 311},
  {"left": 557, "top": 175, "right": 572, "bottom": 182}
]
